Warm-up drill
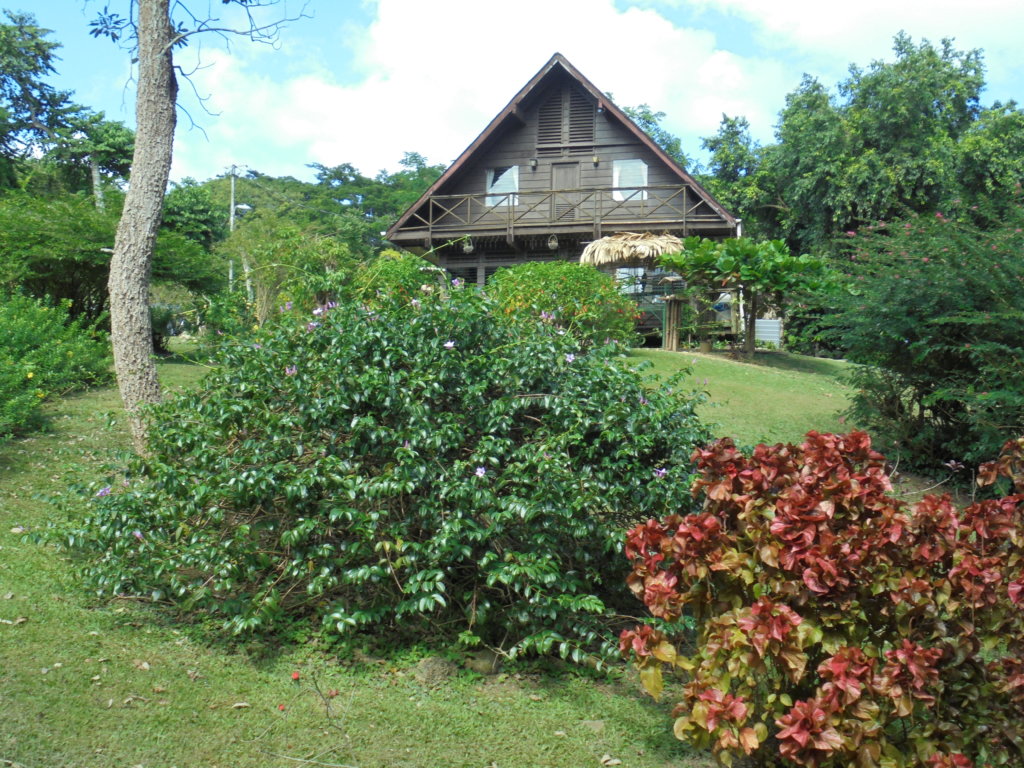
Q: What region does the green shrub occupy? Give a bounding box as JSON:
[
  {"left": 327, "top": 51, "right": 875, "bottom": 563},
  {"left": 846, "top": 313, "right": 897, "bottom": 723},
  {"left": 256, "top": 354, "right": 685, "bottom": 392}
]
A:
[
  {"left": 488, "top": 261, "right": 640, "bottom": 348},
  {"left": 0, "top": 293, "right": 110, "bottom": 439},
  {"left": 812, "top": 210, "right": 1024, "bottom": 469},
  {"left": 623, "top": 432, "right": 1024, "bottom": 767},
  {"left": 353, "top": 249, "right": 443, "bottom": 304},
  {"left": 61, "top": 285, "right": 710, "bottom": 659}
]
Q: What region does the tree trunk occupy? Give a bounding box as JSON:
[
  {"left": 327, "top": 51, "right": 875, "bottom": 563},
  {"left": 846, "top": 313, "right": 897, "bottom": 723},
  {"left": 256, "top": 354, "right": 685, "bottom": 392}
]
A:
[
  {"left": 745, "top": 290, "right": 758, "bottom": 357},
  {"left": 107, "top": 0, "right": 177, "bottom": 453},
  {"left": 90, "top": 155, "right": 105, "bottom": 211}
]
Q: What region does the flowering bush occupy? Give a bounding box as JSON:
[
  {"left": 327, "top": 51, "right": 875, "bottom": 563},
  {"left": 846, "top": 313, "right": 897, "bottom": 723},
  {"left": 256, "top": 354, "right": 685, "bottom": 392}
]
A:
[
  {"left": 0, "top": 293, "right": 110, "bottom": 440},
  {"left": 488, "top": 261, "right": 640, "bottom": 348},
  {"left": 352, "top": 249, "right": 442, "bottom": 305},
  {"left": 61, "top": 286, "right": 710, "bottom": 659},
  {"left": 622, "top": 431, "right": 1024, "bottom": 767}
]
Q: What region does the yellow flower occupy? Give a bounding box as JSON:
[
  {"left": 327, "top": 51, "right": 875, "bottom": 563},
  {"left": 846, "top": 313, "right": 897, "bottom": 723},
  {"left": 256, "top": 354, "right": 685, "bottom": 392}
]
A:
[{"left": 26, "top": 371, "right": 33, "bottom": 379}]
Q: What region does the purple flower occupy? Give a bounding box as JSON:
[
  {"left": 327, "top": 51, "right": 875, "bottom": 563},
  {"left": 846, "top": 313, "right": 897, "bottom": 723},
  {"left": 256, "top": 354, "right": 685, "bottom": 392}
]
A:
[
  {"left": 411, "top": 299, "right": 422, "bottom": 309},
  {"left": 307, "top": 321, "right": 320, "bottom": 331},
  {"left": 474, "top": 466, "right": 486, "bottom": 477},
  {"left": 312, "top": 306, "right": 324, "bottom": 316},
  {"left": 285, "top": 365, "right": 298, "bottom": 376},
  {"left": 133, "top": 530, "right": 144, "bottom": 541},
  {"left": 565, "top": 353, "right": 575, "bottom": 363},
  {"left": 540, "top": 311, "right": 554, "bottom": 321},
  {"left": 285, "top": 301, "right": 293, "bottom": 311},
  {"left": 95, "top": 485, "right": 112, "bottom": 497},
  {"left": 443, "top": 340, "right": 456, "bottom": 349},
  {"left": 253, "top": 343, "right": 262, "bottom": 350},
  {"left": 326, "top": 301, "right": 338, "bottom": 309},
  {"left": 654, "top": 468, "right": 667, "bottom": 479},
  {"left": 451, "top": 277, "right": 463, "bottom": 288},
  {"left": 639, "top": 396, "right": 649, "bottom": 406}
]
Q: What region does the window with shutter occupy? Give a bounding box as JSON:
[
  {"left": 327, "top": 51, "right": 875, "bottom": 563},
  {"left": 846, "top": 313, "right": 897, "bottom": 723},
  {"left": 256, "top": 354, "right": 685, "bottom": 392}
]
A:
[
  {"left": 612, "top": 159, "right": 648, "bottom": 201},
  {"left": 486, "top": 166, "right": 519, "bottom": 206}
]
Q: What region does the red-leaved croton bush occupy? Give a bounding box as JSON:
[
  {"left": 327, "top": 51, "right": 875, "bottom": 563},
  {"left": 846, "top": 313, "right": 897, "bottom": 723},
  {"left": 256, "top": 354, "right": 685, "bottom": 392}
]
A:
[{"left": 621, "top": 432, "right": 1024, "bottom": 768}]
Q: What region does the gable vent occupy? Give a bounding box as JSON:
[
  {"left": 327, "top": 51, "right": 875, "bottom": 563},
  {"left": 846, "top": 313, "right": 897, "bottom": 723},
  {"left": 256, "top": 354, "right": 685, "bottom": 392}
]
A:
[
  {"left": 568, "top": 88, "right": 595, "bottom": 144},
  {"left": 537, "top": 94, "right": 562, "bottom": 146},
  {"left": 536, "top": 85, "right": 595, "bottom": 152}
]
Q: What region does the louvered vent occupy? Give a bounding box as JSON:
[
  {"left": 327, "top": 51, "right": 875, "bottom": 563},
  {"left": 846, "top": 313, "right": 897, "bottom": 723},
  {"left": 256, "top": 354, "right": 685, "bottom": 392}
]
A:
[
  {"left": 537, "top": 93, "right": 562, "bottom": 146},
  {"left": 568, "top": 88, "right": 595, "bottom": 144}
]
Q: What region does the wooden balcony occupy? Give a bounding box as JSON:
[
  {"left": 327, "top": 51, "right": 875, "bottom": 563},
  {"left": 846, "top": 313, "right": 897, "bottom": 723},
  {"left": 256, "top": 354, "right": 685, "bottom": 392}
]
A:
[{"left": 389, "top": 185, "right": 732, "bottom": 245}]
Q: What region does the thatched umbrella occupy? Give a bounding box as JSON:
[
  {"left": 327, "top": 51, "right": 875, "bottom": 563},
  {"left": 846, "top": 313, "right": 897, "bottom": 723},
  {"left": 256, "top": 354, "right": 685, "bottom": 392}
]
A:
[
  {"left": 580, "top": 232, "right": 688, "bottom": 351},
  {"left": 579, "top": 232, "right": 683, "bottom": 268}
]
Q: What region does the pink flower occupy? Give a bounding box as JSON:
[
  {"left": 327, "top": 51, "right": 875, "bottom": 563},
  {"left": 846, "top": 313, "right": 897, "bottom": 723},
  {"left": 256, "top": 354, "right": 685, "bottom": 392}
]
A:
[
  {"left": 285, "top": 365, "right": 297, "bottom": 376},
  {"left": 443, "top": 340, "right": 455, "bottom": 349}
]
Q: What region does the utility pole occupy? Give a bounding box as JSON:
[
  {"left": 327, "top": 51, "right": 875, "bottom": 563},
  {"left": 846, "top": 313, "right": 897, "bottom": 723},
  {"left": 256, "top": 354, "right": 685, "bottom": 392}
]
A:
[{"left": 228, "top": 164, "right": 253, "bottom": 302}]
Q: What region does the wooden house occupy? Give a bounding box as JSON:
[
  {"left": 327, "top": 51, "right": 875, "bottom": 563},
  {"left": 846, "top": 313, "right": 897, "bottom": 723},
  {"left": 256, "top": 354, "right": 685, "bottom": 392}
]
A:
[{"left": 386, "top": 53, "right": 738, "bottom": 286}]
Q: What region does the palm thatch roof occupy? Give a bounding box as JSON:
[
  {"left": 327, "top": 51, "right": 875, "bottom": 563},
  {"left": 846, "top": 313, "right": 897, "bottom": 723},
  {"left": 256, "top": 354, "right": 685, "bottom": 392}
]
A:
[{"left": 579, "top": 232, "right": 683, "bottom": 269}]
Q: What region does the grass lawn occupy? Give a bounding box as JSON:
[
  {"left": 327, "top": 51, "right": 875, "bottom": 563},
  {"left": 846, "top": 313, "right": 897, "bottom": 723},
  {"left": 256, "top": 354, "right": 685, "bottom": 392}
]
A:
[
  {"left": 630, "top": 348, "right": 853, "bottom": 446},
  {"left": 1, "top": 353, "right": 708, "bottom": 768},
  {"left": 0, "top": 345, "right": 859, "bottom": 767}
]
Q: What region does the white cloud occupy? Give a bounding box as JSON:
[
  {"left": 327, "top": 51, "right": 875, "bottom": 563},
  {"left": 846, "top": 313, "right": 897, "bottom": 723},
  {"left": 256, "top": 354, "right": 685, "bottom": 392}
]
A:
[
  {"left": 169, "top": 0, "right": 793, "bottom": 181},
  {"left": 168, "top": 0, "right": 1024, "bottom": 183},
  {"left": 671, "top": 0, "right": 1024, "bottom": 98}
]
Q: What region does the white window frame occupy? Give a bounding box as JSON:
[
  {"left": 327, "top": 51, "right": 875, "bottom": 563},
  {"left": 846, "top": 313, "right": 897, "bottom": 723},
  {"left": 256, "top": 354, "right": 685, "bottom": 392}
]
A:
[
  {"left": 612, "top": 158, "right": 648, "bottom": 201},
  {"left": 485, "top": 166, "right": 519, "bottom": 206}
]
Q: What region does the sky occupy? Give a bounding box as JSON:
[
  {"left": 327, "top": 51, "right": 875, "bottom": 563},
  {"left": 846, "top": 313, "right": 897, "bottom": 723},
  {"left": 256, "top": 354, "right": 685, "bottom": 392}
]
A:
[{"left": 19, "top": 0, "right": 1024, "bottom": 184}]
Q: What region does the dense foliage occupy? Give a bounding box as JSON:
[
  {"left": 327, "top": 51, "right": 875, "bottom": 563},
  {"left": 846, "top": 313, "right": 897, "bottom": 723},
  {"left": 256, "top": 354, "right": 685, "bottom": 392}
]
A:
[
  {"left": 659, "top": 237, "right": 831, "bottom": 354},
  {"left": 697, "top": 35, "right": 1024, "bottom": 255},
  {"left": 622, "top": 432, "right": 1024, "bottom": 767},
  {"left": 352, "top": 249, "right": 441, "bottom": 304},
  {"left": 488, "top": 261, "right": 640, "bottom": 348},
  {"left": 0, "top": 294, "right": 110, "bottom": 438},
  {"left": 63, "top": 286, "right": 710, "bottom": 658},
  {"left": 0, "top": 191, "right": 224, "bottom": 324},
  {"left": 812, "top": 209, "right": 1024, "bottom": 468}
]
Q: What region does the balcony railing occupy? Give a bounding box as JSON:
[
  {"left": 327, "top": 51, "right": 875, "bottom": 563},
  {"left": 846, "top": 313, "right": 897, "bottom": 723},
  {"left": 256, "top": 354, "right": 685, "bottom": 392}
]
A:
[{"left": 399, "top": 185, "right": 721, "bottom": 237}]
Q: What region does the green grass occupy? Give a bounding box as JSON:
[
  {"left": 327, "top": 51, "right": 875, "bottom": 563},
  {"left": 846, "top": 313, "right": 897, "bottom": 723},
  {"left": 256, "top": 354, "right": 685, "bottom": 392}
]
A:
[
  {"left": 0, "top": 345, "right": 855, "bottom": 767},
  {"left": 1, "top": 354, "right": 708, "bottom": 768},
  {"left": 631, "top": 348, "right": 853, "bottom": 446}
]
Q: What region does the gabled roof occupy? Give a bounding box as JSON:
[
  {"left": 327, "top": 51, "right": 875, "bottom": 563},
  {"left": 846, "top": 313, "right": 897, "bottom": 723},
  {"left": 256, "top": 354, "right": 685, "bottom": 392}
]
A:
[{"left": 386, "top": 52, "right": 737, "bottom": 240}]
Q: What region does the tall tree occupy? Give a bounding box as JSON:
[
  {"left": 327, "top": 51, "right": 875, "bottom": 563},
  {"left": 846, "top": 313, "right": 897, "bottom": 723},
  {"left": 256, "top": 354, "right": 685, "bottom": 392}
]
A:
[
  {"left": 90, "top": 1, "right": 303, "bottom": 452},
  {"left": 0, "top": 11, "right": 79, "bottom": 187},
  {"left": 621, "top": 104, "right": 692, "bottom": 170},
  {"left": 700, "top": 114, "right": 762, "bottom": 232},
  {"left": 47, "top": 112, "right": 135, "bottom": 207},
  {"left": 750, "top": 34, "right": 986, "bottom": 254}
]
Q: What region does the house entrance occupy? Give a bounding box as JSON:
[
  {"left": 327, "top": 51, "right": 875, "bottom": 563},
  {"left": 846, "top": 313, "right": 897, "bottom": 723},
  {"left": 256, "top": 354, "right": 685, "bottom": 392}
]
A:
[{"left": 551, "top": 162, "right": 579, "bottom": 220}]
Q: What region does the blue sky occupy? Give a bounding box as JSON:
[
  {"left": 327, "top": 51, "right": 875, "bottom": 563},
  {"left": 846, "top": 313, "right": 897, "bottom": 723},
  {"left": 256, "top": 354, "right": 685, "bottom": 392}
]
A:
[{"left": 20, "top": 0, "right": 1024, "bottom": 183}]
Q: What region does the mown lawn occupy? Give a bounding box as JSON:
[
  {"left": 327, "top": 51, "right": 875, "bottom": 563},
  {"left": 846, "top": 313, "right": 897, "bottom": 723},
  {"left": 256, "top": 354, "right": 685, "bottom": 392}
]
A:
[
  {"left": 630, "top": 348, "right": 853, "bottom": 446},
  {"left": 1, "top": 353, "right": 708, "bottom": 768}
]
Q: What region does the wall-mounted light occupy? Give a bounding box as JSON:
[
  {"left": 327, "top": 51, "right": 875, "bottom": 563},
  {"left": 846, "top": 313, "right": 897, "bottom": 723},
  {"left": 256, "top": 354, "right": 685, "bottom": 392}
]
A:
[
  {"left": 462, "top": 238, "right": 474, "bottom": 254},
  {"left": 597, "top": 102, "right": 606, "bottom": 115},
  {"left": 547, "top": 235, "right": 559, "bottom": 251},
  {"left": 592, "top": 155, "right": 600, "bottom": 166},
  {"left": 529, "top": 158, "right": 538, "bottom": 169}
]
